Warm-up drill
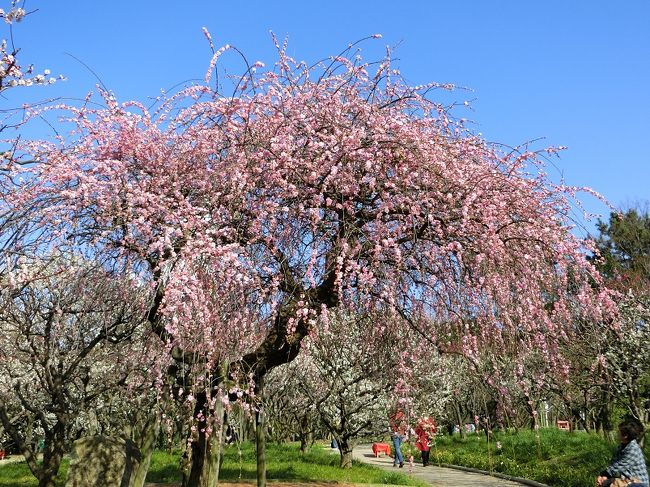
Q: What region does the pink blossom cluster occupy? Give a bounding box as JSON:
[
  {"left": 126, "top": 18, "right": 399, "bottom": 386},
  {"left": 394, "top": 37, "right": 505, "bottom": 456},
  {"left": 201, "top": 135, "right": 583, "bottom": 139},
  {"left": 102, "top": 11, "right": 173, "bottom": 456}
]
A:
[{"left": 1, "top": 37, "right": 619, "bottom": 405}]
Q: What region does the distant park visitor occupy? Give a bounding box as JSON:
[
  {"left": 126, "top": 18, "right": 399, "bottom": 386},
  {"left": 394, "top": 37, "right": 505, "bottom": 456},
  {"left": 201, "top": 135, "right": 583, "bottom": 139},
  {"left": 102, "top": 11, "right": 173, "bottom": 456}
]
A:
[{"left": 389, "top": 410, "right": 407, "bottom": 468}]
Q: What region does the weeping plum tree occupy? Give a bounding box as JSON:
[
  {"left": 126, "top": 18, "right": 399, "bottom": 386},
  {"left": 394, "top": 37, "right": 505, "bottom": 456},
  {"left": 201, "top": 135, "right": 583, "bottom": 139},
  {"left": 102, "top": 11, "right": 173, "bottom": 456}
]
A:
[{"left": 1, "top": 35, "right": 617, "bottom": 486}]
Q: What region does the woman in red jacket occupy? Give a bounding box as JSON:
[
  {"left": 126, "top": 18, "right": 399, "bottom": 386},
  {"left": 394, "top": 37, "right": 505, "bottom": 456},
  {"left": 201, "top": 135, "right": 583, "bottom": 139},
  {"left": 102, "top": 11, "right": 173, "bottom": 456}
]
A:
[{"left": 415, "top": 417, "right": 436, "bottom": 467}]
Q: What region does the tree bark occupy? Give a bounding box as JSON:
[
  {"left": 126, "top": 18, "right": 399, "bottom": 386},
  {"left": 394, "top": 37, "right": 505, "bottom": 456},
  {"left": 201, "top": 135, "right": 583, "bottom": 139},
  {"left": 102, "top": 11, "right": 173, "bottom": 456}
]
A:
[
  {"left": 37, "top": 478, "right": 56, "bottom": 487},
  {"left": 0, "top": 403, "right": 64, "bottom": 487},
  {"left": 256, "top": 375, "right": 267, "bottom": 487},
  {"left": 299, "top": 435, "right": 308, "bottom": 454},
  {"left": 132, "top": 412, "right": 161, "bottom": 487},
  {"left": 453, "top": 401, "right": 466, "bottom": 439},
  {"left": 183, "top": 390, "right": 225, "bottom": 487},
  {"left": 36, "top": 428, "right": 65, "bottom": 487},
  {"left": 337, "top": 438, "right": 353, "bottom": 468},
  {"left": 299, "top": 415, "right": 310, "bottom": 454}
]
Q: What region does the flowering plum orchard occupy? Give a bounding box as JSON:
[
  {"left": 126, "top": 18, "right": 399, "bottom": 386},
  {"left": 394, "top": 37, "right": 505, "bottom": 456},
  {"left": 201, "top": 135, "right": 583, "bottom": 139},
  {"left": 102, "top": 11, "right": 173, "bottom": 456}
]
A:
[
  {"left": 1, "top": 33, "right": 618, "bottom": 486},
  {"left": 0, "top": 253, "right": 156, "bottom": 487},
  {"left": 272, "top": 311, "right": 401, "bottom": 468}
]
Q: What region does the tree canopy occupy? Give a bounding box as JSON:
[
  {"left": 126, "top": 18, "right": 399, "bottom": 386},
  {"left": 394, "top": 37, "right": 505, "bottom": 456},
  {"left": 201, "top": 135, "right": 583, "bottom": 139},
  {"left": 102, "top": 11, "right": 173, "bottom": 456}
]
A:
[{"left": 0, "top": 35, "right": 620, "bottom": 486}]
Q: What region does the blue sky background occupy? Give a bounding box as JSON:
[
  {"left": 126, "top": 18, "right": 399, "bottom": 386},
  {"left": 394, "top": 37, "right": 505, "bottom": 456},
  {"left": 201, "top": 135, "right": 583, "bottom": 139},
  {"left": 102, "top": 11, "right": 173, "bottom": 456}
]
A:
[{"left": 6, "top": 1, "right": 649, "bottom": 237}]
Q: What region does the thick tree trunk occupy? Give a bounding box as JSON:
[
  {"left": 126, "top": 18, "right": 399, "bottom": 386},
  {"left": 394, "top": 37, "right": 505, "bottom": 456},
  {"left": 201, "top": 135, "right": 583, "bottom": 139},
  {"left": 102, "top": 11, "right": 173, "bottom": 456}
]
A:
[
  {"left": 183, "top": 391, "right": 225, "bottom": 487},
  {"left": 36, "top": 432, "right": 65, "bottom": 487},
  {"left": 337, "top": 438, "right": 353, "bottom": 468},
  {"left": 0, "top": 403, "right": 64, "bottom": 487},
  {"left": 571, "top": 406, "right": 588, "bottom": 432},
  {"left": 132, "top": 412, "right": 161, "bottom": 487},
  {"left": 299, "top": 416, "right": 310, "bottom": 454},
  {"left": 37, "top": 478, "right": 56, "bottom": 487},
  {"left": 597, "top": 389, "right": 614, "bottom": 440},
  {"left": 299, "top": 434, "right": 308, "bottom": 454},
  {"left": 184, "top": 422, "right": 222, "bottom": 487},
  {"left": 37, "top": 460, "right": 62, "bottom": 487}
]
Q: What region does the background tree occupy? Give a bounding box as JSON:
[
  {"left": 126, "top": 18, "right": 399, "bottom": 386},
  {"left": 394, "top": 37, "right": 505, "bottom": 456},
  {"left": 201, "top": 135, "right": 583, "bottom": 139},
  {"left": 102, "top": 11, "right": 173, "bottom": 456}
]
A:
[
  {"left": 592, "top": 206, "right": 650, "bottom": 293},
  {"left": 590, "top": 204, "right": 650, "bottom": 428},
  {"left": 0, "top": 252, "right": 151, "bottom": 487},
  {"left": 285, "top": 311, "right": 400, "bottom": 468},
  {"left": 604, "top": 293, "right": 650, "bottom": 424},
  {"left": 264, "top": 365, "right": 320, "bottom": 452}
]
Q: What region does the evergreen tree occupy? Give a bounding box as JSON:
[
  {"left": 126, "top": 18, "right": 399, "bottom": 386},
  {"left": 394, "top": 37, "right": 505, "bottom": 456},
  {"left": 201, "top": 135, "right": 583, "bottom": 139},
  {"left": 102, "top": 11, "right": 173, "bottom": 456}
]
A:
[{"left": 593, "top": 206, "right": 650, "bottom": 291}]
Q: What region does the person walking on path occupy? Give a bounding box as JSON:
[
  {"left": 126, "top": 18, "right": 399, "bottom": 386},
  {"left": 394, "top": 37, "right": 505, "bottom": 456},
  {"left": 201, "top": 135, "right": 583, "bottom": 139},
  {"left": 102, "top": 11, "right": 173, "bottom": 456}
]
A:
[
  {"left": 352, "top": 443, "right": 537, "bottom": 487},
  {"left": 389, "top": 410, "right": 407, "bottom": 468},
  {"left": 415, "top": 416, "right": 436, "bottom": 467}
]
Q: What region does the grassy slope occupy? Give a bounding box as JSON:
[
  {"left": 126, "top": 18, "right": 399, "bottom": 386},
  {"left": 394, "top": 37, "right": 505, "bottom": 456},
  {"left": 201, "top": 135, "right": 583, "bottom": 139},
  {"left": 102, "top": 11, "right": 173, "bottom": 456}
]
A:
[{"left": 424, "top": 428, "right": 629, "bottom": 487}]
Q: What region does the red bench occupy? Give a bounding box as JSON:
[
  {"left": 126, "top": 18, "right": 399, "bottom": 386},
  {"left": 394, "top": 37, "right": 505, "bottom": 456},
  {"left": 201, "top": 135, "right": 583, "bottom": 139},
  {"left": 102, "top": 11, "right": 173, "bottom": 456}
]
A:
[
  {"left": 372, "top": 442, "right": 391, "bottom": 457},
  {"left": 556, "top": 420, "right": 570, "bottom": 431}
]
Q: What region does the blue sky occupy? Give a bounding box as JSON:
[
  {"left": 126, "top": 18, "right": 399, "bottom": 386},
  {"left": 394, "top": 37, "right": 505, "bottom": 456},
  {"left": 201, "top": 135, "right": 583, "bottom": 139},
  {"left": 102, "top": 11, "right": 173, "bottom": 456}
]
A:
[{"left": 6, "top": 1, "right": 649, "bottom": 237}]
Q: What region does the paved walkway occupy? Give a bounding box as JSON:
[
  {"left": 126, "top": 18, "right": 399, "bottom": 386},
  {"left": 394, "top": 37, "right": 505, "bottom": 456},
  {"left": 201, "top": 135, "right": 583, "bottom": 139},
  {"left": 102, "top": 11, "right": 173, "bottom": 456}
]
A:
[
  {"left": 352, "top": 444, "right": 534, "bottom": 487},
  {"left": 0, "top": 454, "right": 30, "bottom": 465}
]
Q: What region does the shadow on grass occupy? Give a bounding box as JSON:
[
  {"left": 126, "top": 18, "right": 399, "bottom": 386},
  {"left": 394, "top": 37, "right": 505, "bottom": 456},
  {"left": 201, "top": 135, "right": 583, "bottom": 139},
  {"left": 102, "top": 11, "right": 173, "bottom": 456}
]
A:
[
  {"left": 145, "top": 464, "right": 183, "bottom": 483},
  {"left": 222, "top": 465, "right": 307, "bottom": 482},
  {"left": 219, "top": 466, "right": 257, "bottom": 481}
]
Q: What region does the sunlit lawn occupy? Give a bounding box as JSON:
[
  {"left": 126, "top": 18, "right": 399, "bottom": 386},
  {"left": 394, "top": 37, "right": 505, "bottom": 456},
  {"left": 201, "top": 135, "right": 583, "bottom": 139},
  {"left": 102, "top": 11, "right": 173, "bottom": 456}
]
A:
[
  {"left": 426, "top": 428, "right": 626, "bottom": 487},
  {"left": 0, "top": 442, "right": 424, "bottom": 487},
  {"left": 0, "top": 461, "right": 68, "bottom": 487},
  {"left": 147, "top": 442, "right": 425, "bottom": 485},
  {"left": 1, "top": 432, "right": 625, "bottom": 487}
]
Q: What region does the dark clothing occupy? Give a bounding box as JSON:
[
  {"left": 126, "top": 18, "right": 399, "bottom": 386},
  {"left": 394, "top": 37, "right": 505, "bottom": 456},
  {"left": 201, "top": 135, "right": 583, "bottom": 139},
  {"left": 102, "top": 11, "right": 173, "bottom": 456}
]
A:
[{"left": 421, "top": 449, "right": 430, "bottom": 466}]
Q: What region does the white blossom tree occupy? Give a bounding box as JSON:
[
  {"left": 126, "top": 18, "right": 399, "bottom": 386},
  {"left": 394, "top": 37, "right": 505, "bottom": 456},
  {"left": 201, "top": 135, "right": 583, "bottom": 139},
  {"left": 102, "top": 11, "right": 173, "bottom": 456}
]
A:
[
  {"left": 0, "top": 252, "right": 153, "bottom": 487},
  {"left": 285, "top": 312, "right": 402, "bottom": 468}
]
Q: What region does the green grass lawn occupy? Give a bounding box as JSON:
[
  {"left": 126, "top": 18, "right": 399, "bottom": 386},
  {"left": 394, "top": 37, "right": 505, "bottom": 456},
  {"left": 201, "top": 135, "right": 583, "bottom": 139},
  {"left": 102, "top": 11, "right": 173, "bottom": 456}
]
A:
[
  {"left": 0, "top": 431, "right": 634, "bottom": 487},
  {"left": 420, "top": 428, "right": 630, "bottom": 487},
  {"left": 0, "top": 461, "right": 68, "bottom": 487},
  {"left": 146, "top": 441, "right": 426, "bottom": 485},
  {"left": 0, "top": 442, "right": 424, "bottom": 487}
]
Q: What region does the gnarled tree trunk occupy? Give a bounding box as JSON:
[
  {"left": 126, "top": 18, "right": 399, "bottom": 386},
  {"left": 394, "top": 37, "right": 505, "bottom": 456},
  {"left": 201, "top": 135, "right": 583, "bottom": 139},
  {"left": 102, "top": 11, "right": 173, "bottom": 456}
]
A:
[
  {"left": 183, "top": 390, "right": 226, "bottom": 487},
  {"left": 132, "top": 411, "right": 161, "bottom": 487}
]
